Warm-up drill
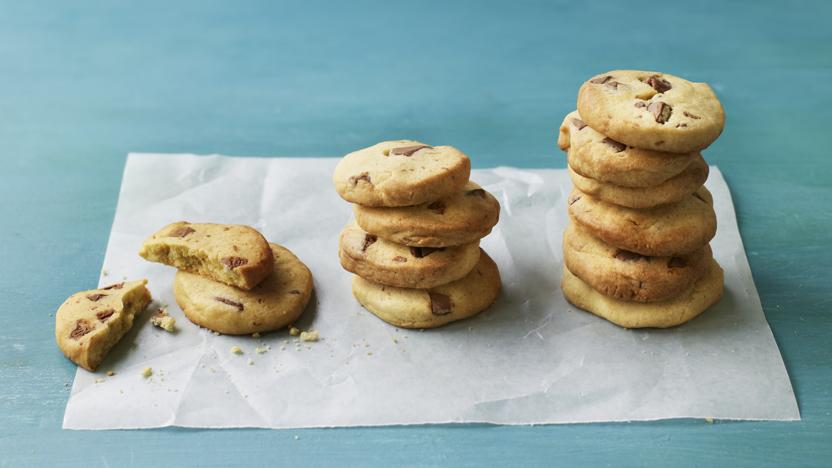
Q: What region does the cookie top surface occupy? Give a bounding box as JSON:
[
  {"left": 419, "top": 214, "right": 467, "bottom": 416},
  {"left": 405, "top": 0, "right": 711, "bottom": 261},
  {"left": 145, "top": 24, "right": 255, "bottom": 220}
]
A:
[
  {"left": 173, "top": 243, "right": 313, "bottom": 335},
  {"left": 568, "top": 186, "right": 717, "bottom": 256},
  {"left": 333, "top": 140, "right": 471, "bottom": 207},
  {"left": 339, "top": 222, "right": 480, "bottom": 289},
  {"left": 567, "top": 153, "right": 709, "bottom": 208},
  {"left": 353, "top": 182, "right": 500, "bottom": 247},
  {"left": 55, "top": 280, "right": 152, "bottom": 371},
  {"left": 563, "top": 223, "right": 712, "bottom": 303},
  {"left": 558, "top": 110, "right": 697, "bottom": 187},
  {"left": 562, "top": 257, "right": 724, "bottom": 328},
  {"left": 352, "top": 249, "right": 501, "bottom": 329},
  {"left": 577, "top": 70, "right": 724, "bottom": 153},
  {"left": 139, "top": 221, "right": 273, "bottom": 290}
]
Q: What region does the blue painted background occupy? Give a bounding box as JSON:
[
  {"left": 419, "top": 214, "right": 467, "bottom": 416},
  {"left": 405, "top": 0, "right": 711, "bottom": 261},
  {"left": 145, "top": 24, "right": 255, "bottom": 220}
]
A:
[{"left": 1, "top": 1, "right": 830, "bottom": 466}]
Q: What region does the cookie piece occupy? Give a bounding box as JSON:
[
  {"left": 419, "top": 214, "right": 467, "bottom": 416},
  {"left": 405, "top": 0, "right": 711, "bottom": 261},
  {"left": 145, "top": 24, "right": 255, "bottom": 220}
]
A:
[
  {"left": 568, "top": 187, "right": 716, "bottom": 256},
  {"left": 353, "top": 182, "right": 500, "bottom": 247},
  {"left": 568, "top": 154, "right": 709, "bottom": 208},
  {"left": 562, "top": 257, "right": 723, "bottom": 328},
  {"left": 174, "top": 243, "right": 312, "bottom": 335},
  {"left": 562, "top": 223, "right": 712, "bottom": 302},
  {"left": 577, "top": 71, "right": 725, "bottom": 153},
  {"left": 339, "top": 222, "right": 480, "bottom": 288},
  {"left": 558, "top": 110, "right": 698, "bottom": 187},
  {"left": 139, "top": 221, "right": 273, "bottom": 290},
  {"left": 352, "top": 249, "right": 501, "bottom": 329},
  {"left": 55, "top": 280, "right": 152, "bottom": 371},
  {"left": 333, "top": 140, "right": 471, "bottom": 207}
]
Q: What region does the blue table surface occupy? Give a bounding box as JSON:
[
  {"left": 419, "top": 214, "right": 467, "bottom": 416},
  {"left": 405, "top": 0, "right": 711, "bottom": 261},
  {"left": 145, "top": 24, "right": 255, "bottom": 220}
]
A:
[{"left": 1, "top": 1, "right": 830, "bottom": 466}]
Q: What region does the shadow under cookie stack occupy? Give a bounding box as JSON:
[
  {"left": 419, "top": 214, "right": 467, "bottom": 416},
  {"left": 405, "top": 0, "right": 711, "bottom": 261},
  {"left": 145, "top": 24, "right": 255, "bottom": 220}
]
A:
[
  {"left": 558, "top": 70, "right": 726, "bottom": 328},
  {"left": 333, "top": 140, "right": 502, "bottom": 329}
]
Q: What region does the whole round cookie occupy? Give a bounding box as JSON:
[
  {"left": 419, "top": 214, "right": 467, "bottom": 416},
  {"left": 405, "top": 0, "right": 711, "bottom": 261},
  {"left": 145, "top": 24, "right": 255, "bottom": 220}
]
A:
[
  {"left": 562, "top": 223, "right": 712, "bottom": 302},
  {"left": 332, "top": 140, "right": 471, "bottom": 207},
  {"left": 352, "top": 249, "right": 501, "bottom": 329},
  {"left": 339, "top": 222, "right": 480, "bottom": 289},
  {"left": 174, "top": 243, "right": 313, "bottom": 335},
  {"left": 568, "top": 187, "right": 716, "bottom": 256},
  {"left": 562, "top": 257, "right": 724, "bottom": 328},
  {"left": 577, "top": 71, "right": 725, "bottom": 153},
  {"left": 568, "top": 154, "right": 709, "bottom": 208},
  {"left": 353, "top": 182, "right": 500, "bottom": 247},
  {"left": 558, "top": 110, "right": 698, "bottom": 187}
]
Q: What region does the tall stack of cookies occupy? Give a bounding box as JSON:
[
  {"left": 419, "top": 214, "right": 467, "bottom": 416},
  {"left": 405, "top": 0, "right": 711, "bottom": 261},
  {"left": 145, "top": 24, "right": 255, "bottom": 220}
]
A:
[
  {"left": 333, "top": 140, "right": 501, "bottom": 329},
  {"left": 558, "top": 70, "right": 726, "bottom": 328},
  {"left": 139, "top": 222, "right": 313, "bottom": 335}
]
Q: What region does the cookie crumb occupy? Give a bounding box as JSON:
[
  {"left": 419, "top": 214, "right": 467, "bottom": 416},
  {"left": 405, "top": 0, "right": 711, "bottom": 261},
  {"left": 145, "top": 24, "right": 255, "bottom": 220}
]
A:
[
  {"left": 252, "top": 332, "right": 261, "bottom": 338},
  {"left": 705, "top": 417, "right": 714, "bottom": 424},
  {"left": 102, "top": 269, "right": 109, "bottom": 277},
  {"left": 94, "top": 378, "right": 104, "bottom": 384},
  {"left": 231, "top": 346, "right": 243, "bottom": 355},
  {"left": 213, "top": 331, "right": 220, "bottom": 336},
  {"left": 255, "top": 346, "right": 269, "bottom": 354},
  {"left": 151, "top": 308, "right": 176, "bottom": 332},
  {"left": 248, "top": 359, "right": 254, "bottom": 366},
  {"left": 106, "top": 370, "right": 115, "bottom": 377},
  {"left": 300, "top": 330, "right": 319, "bottom": 342},
  {"left": 141, "top": 367, "right": 153, "bottom": 378},
  {"left": 289, "top": 326, "right": 300, "bottom": 336}
]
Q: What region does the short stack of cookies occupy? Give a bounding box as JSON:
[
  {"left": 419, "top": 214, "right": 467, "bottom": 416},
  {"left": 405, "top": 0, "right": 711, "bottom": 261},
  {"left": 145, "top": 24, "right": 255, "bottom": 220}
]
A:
[
  {"left": 333, "top": 140, "right": 502, "bottom": 329},
  {"left": 558, "top": 70, "right": 726, "bottom": 328},
  {"left": 139, "top": 222, "right": 313, "bottom": 335}
]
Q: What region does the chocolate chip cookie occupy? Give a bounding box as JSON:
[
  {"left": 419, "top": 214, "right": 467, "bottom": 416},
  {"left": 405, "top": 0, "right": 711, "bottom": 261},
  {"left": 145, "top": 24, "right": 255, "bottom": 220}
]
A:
[
  {"left": 55, "top": 280, "right": 152, "bottom": 371},
  {"left": 333, "top": 140, "right": 471, "bottom": 207},
  {"left": 562, "top": 257, "right": 723, "bottom": 328},
  {"left": 562, "top": 223, "right": 712, "bottom": 302},
  {"left": 339, "top": 222, "right": 480, "bottom": 289},
  {"left": 352, "top": 249, "right": 501, "bottom": 329},
  {"left": 577, "top": 71, "right": 725, "bottom": 153},
  {"left": 567, "top": 154, "right": 709, "bottom": 208},
  {"left": 173, "top": 243, "right": 313, "bottom": 335},
  {"left": 139, "top": 221, "right": 273, "bottom": 290},
  {"left": 568, "top": 187, "right": 716, "bottom": 256},
  {"left": 353, "top": 182, "right": 500, "bottom": 247},
  {"left": 558, "top": 111, "right": 698, "bottom": 187}
]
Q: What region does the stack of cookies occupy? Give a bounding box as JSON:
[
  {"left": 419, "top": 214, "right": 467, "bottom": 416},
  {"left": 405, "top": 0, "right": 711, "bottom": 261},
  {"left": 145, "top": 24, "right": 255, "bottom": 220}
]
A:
[
  {"left": 139, "top": 222, "right": 313, "bottom": 335},
  {"left": 333, "top": 140, "right": 502, "bottom": 329},
  {"left": 558, "top": 70, "right": 726, "bottom": 328}
]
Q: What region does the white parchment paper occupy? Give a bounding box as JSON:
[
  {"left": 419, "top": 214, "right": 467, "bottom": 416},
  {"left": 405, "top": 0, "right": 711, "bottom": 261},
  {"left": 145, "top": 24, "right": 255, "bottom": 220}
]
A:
[{"left": 63, "top": 153, "right": 799, "bottom": 429}]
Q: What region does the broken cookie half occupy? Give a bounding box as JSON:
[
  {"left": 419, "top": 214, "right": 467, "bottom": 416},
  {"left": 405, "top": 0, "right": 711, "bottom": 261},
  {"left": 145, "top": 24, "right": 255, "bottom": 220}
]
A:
[{"left": 55, "top": 280, "right": 152, "bottom": 371}]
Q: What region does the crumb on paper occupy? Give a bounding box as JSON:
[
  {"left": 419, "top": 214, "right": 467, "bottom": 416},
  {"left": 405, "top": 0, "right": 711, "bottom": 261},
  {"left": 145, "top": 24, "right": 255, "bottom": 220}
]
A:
[
  {"left": 141, "top": 367, "right": 153, "bottom": 378},
  {"left": 102, "top": 269, "right": 109, "bottom": 277},
  {"left": 94, "top": 378, "right": 104, "bottom": 384},
  {"left": 252, "top": 332, "right": 261, "bottom": 338},
  {"left": 106, "top": 370, "right": 115, "bottom": 377},
  {"left": 151, "top": 308, "right": 176, "bottom": 332},
  {"left": 248, "top": 359, "right": 254, "bottom": 366},
  {"left": 255, "top": 346, "right": 269, "bottom": 354},
  {"left": 231, "top": 346, "right": 243, "bottom": 355},
  {"left": 213, "top": 331, "right": 220, "bottom": 336},
  {"left": 705, "top": 417, "right": 714, "bottom": 424},
  {"left": 289, "top": 326, "right": 300, "bottom": 336},
  {"left": 300, "top": 330, "right": 319, "bottom": 342}
]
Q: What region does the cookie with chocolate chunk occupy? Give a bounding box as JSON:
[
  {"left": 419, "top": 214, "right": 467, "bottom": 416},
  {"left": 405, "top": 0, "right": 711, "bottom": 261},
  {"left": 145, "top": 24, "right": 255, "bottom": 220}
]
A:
[
  {"left": 568, "top": 187, "right": 716, "bottom": 256},
  {"left": 139, "top": 221, "right": 273, "bottom": 290},
  {"left": 577, "top": 71, "right": 724, "bottom": 153},
  {"left": 562, "top": 257, "right": 723, "bottom": 328},
  {"left": 339, "top": 222, "right": 480, "bottom": 288},
  {"left": 333, "top": 140, "right": 471, "bottom": 207},
  {"left": 353, "top": 182, "right": 500, "bottom": 247},
  {"left": 562, "top": 223, "right": 712, "bottom": 302},
  {"left": 567, "top": 154, "right": 709, "bottom": 208},
  {"left": 558, "top": 110, "right": 698, "bottom": 187},
  {"left": 173, "top": 243, "right": 312, "bottom": 335},
  {"left": 352, "top": 249, "right": 501, "bottom": 329},
  {"left": 55, "top": 280, "right": 152, "bottom": 371}
]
